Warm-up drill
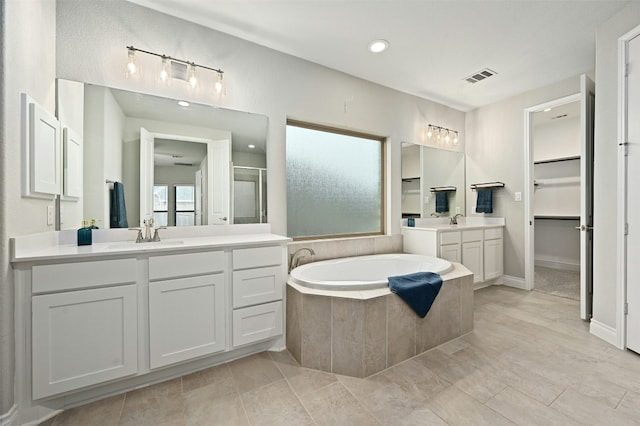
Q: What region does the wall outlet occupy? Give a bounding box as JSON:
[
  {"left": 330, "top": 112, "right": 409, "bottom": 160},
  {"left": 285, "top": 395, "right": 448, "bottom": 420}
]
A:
[
  {"left": 456, "top": 206, "right": 461, "bottom": 214},
  {"left": 46, "top": 205, "right": 54, "bottom": 225},
  {"left": 515, "top": 191, "right": 522, "bottom": 202}
]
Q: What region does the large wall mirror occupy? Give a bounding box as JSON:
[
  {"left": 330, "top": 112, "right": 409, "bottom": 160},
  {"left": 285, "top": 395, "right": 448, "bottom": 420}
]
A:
[
  {"left": 401, "top": 143, "right": 465, "bottom": 218},
  {"left": 59, "top": 82, "right": 268, "bottom": 229}
]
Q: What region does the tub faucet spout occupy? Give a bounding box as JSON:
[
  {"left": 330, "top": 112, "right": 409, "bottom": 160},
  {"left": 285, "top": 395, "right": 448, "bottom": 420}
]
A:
[{"left": 289, "top": 247, "right": 315, "bottom": 273}]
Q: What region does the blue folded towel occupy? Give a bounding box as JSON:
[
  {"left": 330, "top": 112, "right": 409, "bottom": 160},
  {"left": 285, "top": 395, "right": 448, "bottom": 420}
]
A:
[
  {"left": 475, "top": 189, "right": 493, "bottom": 213},
  {"left": 388, "top": 272, "right": 443, "bottom": 318},
  {"left": 435, "top": 192, "right": 449, "bottom": 213},
  {"left": 110, "top": 182, "right": 129, "bottom": 228}
]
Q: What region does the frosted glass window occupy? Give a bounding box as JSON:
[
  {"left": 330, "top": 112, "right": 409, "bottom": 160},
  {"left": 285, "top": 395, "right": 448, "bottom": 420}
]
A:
[{"left": 286, "top": 122, "right": 384, "bottom": 239}]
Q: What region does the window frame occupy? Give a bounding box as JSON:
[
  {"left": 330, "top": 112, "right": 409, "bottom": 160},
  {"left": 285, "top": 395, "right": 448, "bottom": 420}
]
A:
[
  {"left": 174, "top": 184, "right": 196, "bottom": 226},
  {"left": 286, "top": 119, "right": 387, "bottom": 241}
]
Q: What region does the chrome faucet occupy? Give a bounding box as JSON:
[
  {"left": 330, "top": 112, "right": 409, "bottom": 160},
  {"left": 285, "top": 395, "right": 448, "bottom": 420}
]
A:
[
  {"left": 289, "top": 247, "right": 315, "bottom": 273},
  {"left": 430, "top": 212, "right": 441, "bottom": 217},
  {"left": 450, "top": 213, "right": 464, "bottom": 225},
  {"left": 128, "top": 218, "right": 166, "bottom": 243}
]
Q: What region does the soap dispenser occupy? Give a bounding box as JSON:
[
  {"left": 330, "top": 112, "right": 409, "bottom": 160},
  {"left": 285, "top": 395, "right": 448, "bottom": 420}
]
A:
[{"left": 77, "top": 220, "right": 92, "bottom": 246}]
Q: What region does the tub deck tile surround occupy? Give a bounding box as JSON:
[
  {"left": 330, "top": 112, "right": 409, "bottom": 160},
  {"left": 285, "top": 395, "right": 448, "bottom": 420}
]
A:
[{"left": 286, "top": 263, "right": 474, "bottom": 377}]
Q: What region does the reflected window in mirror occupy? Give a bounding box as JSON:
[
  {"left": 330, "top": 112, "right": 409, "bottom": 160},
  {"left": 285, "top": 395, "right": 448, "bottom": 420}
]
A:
[
  {"left": 175, "top": 185, "right": 196, "bottom": 226},
  {"left": 286, "top": 120, "right": 385, "bottom": 239},
  {"left": 153, "top": 185, "right": 169, "bottom": 226}
]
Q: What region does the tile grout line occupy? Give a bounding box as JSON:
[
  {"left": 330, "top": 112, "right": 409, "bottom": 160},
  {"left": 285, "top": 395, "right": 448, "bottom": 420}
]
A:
[
  {"left": 266, "top": 355, "right": 318, "bottom": 425},
  {"left": 334, "top": 375, "right": 383, "bottom": 425},
  {"left": 614, "top": 389, "right": 628, "bottom": 410},
  {"left": 226, "top": 362, "right": 253, "bottom": 425},
  {"left": 116, "top": 391, "right": 127, "bottom": 426}
]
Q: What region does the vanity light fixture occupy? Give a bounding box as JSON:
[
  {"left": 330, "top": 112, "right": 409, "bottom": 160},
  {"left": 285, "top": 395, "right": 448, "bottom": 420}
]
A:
[
  {"left": 426, "top": 124, "right": 460, "bottom": 146},
  {"left": 125, "top": 45, "right": 225, "bottom": 96},
  {"left": 368, "top": 39, "right": 389, "bottom": 53}
]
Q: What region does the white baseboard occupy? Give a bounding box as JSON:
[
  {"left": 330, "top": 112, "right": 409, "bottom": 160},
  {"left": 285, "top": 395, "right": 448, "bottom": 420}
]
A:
[
  {"left": 535, "top": 259, "right": 580, "bottom": 272},
  {"left": 590, "top": 319, "right": 619, "bottom": 347},
  {"left": 0, "top": 405, "right": 17, "bottom": 426},
  {"left": 502, "top": 275, "right": 527, "bottom": 290}
]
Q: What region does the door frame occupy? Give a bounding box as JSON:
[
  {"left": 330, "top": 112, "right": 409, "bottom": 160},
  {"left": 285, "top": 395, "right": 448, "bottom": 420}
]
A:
[
  {"left": 524, "top": 93, "right": 581, "bottom": 292},
  {"left": 617, "top": 25, "right": 640, "bottom": 349}
]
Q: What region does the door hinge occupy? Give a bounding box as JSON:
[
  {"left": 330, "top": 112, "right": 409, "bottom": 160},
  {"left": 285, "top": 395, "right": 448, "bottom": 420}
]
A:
[
  {"left": 625, "top": 223, "right": 629, "bottom": 235},
  {"left": 625, "top": 63, "right": 630, "bottom": 77},
  {"left": 625, "top": 302, "right": 629, "bottom": 315}
]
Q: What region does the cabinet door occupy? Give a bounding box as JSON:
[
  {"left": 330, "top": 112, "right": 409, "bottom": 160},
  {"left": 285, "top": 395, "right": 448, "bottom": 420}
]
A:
[
  {"left": 149, "top": 274, "right": 225, "bottom": 369},
  {"left": 462, "top": 241, "right": 484, "bottom": 284},
  {"left": 29, "top": 101, "right": 61, "bottom": 197},
  {"left": 484, "top": 238, "right": 504, "bottom": 280},
  {"left": 439, "top": 243, "right": 461, "bottom": 263},
  {"left": 32, "top": 285, "right": 137, "bottom": 399}
]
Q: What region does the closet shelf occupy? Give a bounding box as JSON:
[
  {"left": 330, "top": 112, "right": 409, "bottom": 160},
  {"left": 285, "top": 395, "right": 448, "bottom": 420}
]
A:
[
  {"left": 534, "top": 215, "right": 580, "bottom": 221},
  {"left": 429, "top": 186, "right": 457, "bottom": 193},
  {"left": 534, "top": 155, "right": 580, "bottom": 165},
  {"left": 402, "top": 177, "right": 420, "bottom": 182},
  {"left": 534, "top": 177, "right": 581, "bottom": 186},
  {"left": 470, "top": 181, "right": 505, "bottom": 191}
]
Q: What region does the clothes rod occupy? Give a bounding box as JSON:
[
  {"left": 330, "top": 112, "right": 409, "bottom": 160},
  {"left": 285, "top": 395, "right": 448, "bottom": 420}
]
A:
[{"left": 105, "top": 179, "right": 115, "bottom": 184}]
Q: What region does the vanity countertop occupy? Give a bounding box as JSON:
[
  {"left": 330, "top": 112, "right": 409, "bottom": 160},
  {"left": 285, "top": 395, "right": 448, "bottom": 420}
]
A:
[
  {"left": 11, "top": 224, "right": 290, "bottom": 264},
  {"left": 401, "top": 217, "right": 505, "bottom": 232}
]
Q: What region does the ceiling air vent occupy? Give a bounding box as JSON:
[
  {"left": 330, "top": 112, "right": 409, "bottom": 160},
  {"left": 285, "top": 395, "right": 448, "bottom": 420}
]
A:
[
  {"left": 464, "top": 68, "right": 498, "bottom": 84},
  {"left": 551, "top": 114, "right": 568, "bottom": 120}
]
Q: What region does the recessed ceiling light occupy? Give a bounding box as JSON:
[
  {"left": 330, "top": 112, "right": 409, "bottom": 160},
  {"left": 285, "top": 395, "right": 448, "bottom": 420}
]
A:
[
  {"left": 248, "top": 144, "right": 256, "bottom": 149},
  {"left": 368, "top": 39, "right": 389, "bottom": 53},
  {"left": 178, "top": 100, "right": 190, "bottom": 107},
  {"left": 543, "top": 108, "right": 552, "bottom": 112}
]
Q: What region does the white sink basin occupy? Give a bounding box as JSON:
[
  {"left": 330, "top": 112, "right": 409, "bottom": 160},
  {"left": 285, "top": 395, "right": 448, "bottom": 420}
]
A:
[{"left": 106, "top": 240, "right": 184, "bottom": 250}]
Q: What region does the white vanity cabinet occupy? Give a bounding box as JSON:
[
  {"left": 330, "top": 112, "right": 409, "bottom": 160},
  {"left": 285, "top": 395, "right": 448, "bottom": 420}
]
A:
[
  {"left": 148, "top": 251, "right": 227, "bottom": 369},
  {"left": 403, "top": 223, "right": 504, "bottom": 284},
  {"left": 483, "top": 228, "right": 504, "bottom": 280},
  {"left": 231, "top": 246, "right": 284, "bottom": 347},
  {"left": 31, "top": 259, "right": 138, "bottom": 399}
]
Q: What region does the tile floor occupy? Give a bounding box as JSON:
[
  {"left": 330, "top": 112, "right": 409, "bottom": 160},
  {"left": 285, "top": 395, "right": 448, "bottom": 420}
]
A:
[{"left": 40, "top": 285, "right": 640, "bottom": 425}]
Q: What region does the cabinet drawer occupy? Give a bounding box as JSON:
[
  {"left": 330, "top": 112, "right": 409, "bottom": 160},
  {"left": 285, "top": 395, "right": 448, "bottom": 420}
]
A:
[
  {"left": 233, "top": 301, "right": 283, "bottom": 347},
  {"left": 439, "top": 231, "right": 461, "bottom": 245},
  {"left": 233, "top": 246, "right": 282, "bottom": 270},
  {"left": 484, "top": 227, "right": 503, "bottom": 240},
  {"left": 32, "top": 259, "right": 136, "bottom": 293},
  {"left": 149, "top": 251, "right": 225, "bottom": 280},
  {"left": 462, "top": 229, "right": 483, "bottom": 243},
  {"left": 233, "top": 266, "right": 283, "bottom": 308}
]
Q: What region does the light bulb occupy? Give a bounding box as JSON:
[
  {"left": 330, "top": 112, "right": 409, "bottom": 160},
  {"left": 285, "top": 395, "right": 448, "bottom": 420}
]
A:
[
  {"left": 426, "top": 126, "right": 433, "bottom": 139},
  {"left": 214, "top": 72, "right": 223, "bottom": 94},
  {"left": 445, "top": 131, "right": 451, "bottom": 144},
  {"left": 453, "top": 132, "right": 459, "bottom": 145},
  {"left": 159, "top": 57, "right": 171, "bottom": 85},
  {"left": 436, "top": 127, "right": 441, "bottom": 141},
  {"left": 125, "top": 49, "right": 139, "bottom": 78},
  {"left": 188, "top": 64, "right": 198, "bottom": 88}
]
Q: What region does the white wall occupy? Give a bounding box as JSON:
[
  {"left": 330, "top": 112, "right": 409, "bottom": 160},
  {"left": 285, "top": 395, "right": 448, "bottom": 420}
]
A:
[
  {"left": 1, "top": 0, "right": 57, "bottom": 418},
  {"left": 533, "top": 116, "right": 580, "bottom": 162},
  {"left": 55, "top": 0, "right": 465, "bottom": 239},
  {"left": 233, "top": 151, "right": 266, "bottom": 168},
  {"left": 535, "top": 219, "right": 580, "bottom": 269},
  {"left": 593, "top": 3, "right": 640, "bottom": 330},
  {"left": 465, "top": 76, "right": 581, "bottom": 279}
]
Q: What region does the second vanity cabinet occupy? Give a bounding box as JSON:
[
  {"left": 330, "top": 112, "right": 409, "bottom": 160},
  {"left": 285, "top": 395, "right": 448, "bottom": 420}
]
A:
[
  {"left": 404, "top": 223, "right": 504, "bottom": 284},
  {"left": 148, "top": 251, "right": 227, "bottom": 369}
]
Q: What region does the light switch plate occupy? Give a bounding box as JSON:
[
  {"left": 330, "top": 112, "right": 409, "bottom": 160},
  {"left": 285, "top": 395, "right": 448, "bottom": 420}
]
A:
[
  {"left": 515, "top": 191, "right": 522, "bottom": 202},
  {"left": 47, "top": 205, "right": 54, "bottom": 225}
]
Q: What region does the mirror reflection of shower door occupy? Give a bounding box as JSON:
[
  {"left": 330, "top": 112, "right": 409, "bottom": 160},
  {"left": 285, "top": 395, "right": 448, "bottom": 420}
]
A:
[
  {"left": 261, "top": 168, "right": 267, "bottom": 223},
  {"left": 233, "top": 167, "right": 266, "bottom": 224}
]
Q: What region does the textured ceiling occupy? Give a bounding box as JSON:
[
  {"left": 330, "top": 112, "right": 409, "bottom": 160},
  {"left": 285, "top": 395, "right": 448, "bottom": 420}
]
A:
[{"left": 128, "top": 0, "right": 629, "bottom": 111}]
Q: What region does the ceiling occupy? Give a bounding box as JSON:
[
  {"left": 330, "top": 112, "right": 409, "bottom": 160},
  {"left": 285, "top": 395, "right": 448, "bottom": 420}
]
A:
[{"left": 128, "top": 0, "right": 630, "bottom": 112}]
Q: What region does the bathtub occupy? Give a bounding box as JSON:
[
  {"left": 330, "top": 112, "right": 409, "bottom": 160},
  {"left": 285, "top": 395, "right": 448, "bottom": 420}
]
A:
[{"left": 288, "top": 253, "right": 453, "bottom": 290}]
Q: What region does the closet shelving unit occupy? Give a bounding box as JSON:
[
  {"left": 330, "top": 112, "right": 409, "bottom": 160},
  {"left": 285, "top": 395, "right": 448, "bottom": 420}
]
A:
[{"left": 533, "top": 155, "right": 580, "bottom": 220}]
